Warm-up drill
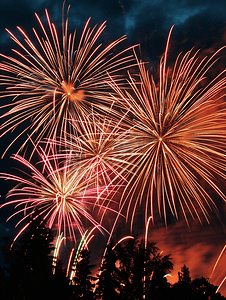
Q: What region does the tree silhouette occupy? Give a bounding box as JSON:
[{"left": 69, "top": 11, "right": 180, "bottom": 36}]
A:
[
  {"left": 95, "top": 242, "right": 121, "bottom": 300},
  {"left": 0, "top": 265, "right": 7, "bottom": 300},
  {"left": 171, "top": 265, "right": 226, "bottom": 300},
  {"left": 94, "top": 237, "right": 173, "bottom": 300},
  {"left": 191, "top": 277, "right": 225, "bottom": 300},
  {"left": 1, "top": 215, "right": 71, "bottom": 300},
  {"left": 115, "top": 237, "right": 138, "bottom": 300},
  {"left": 178, "top": 264, "right": 191, "bottom": 285},
  {"left": 172, "top": 264, "right": 193, "bottom": 300},
  {"left": 2, "top": 225, "right": 226, "bottom": 300},
  {"left": 115, "top": 237, "right": 173, "bottom": 300},
  {"left": 6, "top": 216, "right": 54, "bottom": 299},
  {"left": 72, "top": 248, "right": 96, "bottom": 299}
]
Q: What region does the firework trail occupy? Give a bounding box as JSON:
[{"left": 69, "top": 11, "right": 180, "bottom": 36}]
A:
[
  {"left": 52, "top": 233, "right": 66, "bottom": 274},
  {"left": 0, "top": 5, "right": 136, "bottom": 155},
  {"left": 0, "top": 141, "right": 117, "bottom": 244},
  {"left": 67, "top": 226, "right": 98, "bottom": 282},
  {"left": 108, "top": 27, "right": 226, "bottom": 228}
]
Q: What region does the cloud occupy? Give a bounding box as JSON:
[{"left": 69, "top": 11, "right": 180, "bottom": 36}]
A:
[
  {"left": 1, "top": 0, "right": 226, "bottom": 58},
  {"left": 122, "top": 0, "right": 226, "bottom": 62},
  {"left": 146, "top": 222, "right": 226, "bottom": 295}
]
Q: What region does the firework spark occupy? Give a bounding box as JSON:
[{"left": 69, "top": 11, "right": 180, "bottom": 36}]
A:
[
  {"left": 108, "top": 27, "right": 226, "bottom": 228},
  {"left": 0, "top": 5, "right": 136, "bottom": 155},
  {"left": 0, "top": 142, "right": 115, "bottom": 243}
]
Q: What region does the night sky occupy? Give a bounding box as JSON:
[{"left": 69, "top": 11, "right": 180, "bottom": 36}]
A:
[{"left": 1, "top": 0, "right": 226, "bottom": 296}]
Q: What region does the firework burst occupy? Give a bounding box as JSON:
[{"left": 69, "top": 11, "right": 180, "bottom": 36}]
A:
[
  {"left": 0, "top": 141, "right": 115, "bottom": 244},
  {"left": 108, "top": 28, "right": 226, "bottom": 228},
  {"left": 54, "top": 108, "right": 131, "bottom": 198},
  {"left": 0, "top": 5, "right": 136, "bottom": 155}
]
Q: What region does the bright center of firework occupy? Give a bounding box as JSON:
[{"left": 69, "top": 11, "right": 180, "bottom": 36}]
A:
[
  {"left": 61, "top": 82, "right": 85, "bottom": 102},
  {"left": 56, "top": 192, "right": 67, "bottom": 205},
  {"left": 62, "top": 82, "right": 74, "bottom": 97},
  {"left": 159, "top": 137, "right": 162, "bottom": 141}
]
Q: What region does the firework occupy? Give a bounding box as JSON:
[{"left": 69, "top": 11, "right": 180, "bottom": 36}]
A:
[
  {"left": 54, "top": 108, "right": 131, "bottom": 199},
  {"left": 210, "top": 245, "right": 226, "bottom": 279},
  {"left": 216, "top": 277, "right": 226, "bottom": 294},
  {"left": 209, "top": 244, "right": 226, "bottom": 294},
  {"left": 0, "top": 5, "right": 136, "bottom": 155},
  {"left": 67, "top": 226, "right": 98, "bottom": 281},
  {"left": 0, "top": 141, "right": 116, "bottom": 244},
  {"left": 108, "top": 27, "right": 226, "bottom": 228},
  {"left": 52, "top": 233, "right": 66, "bottom": 274}
]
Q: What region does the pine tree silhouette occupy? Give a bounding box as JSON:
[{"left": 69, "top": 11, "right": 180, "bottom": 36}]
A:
[{"left": 72, "top": 249, "right": 95, "bottom": 299}]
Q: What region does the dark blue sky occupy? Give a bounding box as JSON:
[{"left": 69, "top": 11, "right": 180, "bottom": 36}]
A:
[
  {"left": 1, "top": 0, "right": 226, "bottom": 294},
  {"left": 0, "top": 0, "right": 226, "bottom": 60}
]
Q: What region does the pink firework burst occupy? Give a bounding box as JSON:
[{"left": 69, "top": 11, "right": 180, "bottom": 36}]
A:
[{"left": 0, "top": 141, "right": 118, "bottom": 244}]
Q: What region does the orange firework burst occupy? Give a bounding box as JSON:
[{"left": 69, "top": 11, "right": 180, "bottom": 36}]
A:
[
  {"left": 0, "top": 141, "right": 116, "bottom": 244},
  {"left": 0, "top": 5, "right": 136, "bottom": 155},
  {"left": 108, "top": 27, "right": 226, "bottom": 228}
]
